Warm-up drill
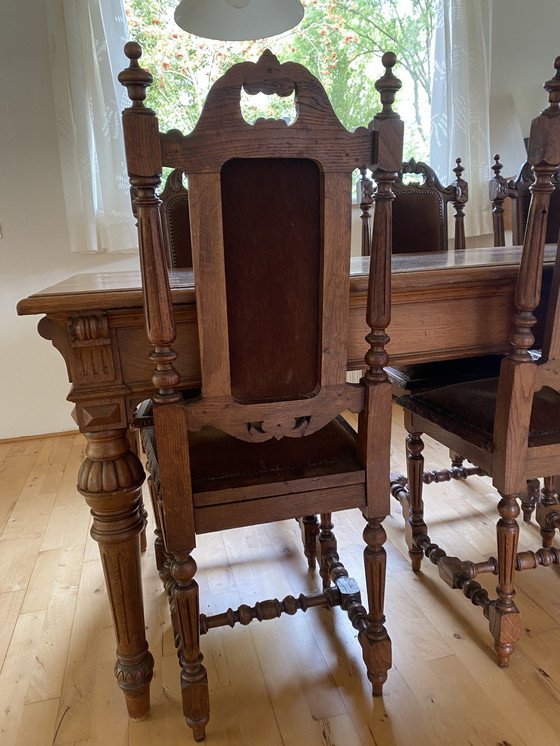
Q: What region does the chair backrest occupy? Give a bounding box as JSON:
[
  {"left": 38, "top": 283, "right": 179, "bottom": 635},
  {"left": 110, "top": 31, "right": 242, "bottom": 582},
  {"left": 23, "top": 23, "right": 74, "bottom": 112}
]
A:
[
  {"left": 490, "top": 155, "right": 560, "bottom": 246},
  {"left": 381, "top": 157, "right": 467, "bottom": 256},
  {"left": 493, "top": 57, "right": 560, "bottom": 490},
  {"left": 119, "top": 44, "right": 404, "bottom": 438},
  {"left": 159, "top": 169, "right": 192, "bottom": 268}
]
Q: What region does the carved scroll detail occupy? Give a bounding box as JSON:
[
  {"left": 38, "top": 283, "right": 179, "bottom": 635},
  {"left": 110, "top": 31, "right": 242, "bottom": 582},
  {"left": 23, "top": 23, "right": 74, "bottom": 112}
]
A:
[{"left": 247, "top": 415, "right": 311, "bottom": 441}]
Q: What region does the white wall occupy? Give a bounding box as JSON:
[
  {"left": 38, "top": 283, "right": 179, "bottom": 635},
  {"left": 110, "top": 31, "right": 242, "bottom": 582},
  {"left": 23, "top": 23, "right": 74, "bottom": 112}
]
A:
[
  {"left": 1, "top": 0, "right": 559, "bottom": 439},
  {"left": 0, "top": 1, "right": 139, "bottom": 439},
  {"left": 489, "top": 0, "right": 560, "bottom": 178}
]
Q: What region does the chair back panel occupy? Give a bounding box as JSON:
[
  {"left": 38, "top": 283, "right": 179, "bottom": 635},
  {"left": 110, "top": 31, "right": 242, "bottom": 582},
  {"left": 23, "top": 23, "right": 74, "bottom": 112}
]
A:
[
  {"left": 388, "top": 159, "right": 467, "bottom": 255},
  {"left": 392, "top": 189, "right": 446, "bottom": 253},
  {"left": 542, "top": 244, "right": 560, "bottom": 362},
  {"left": 516, "top": 193, "right": 560, "bottom": 244},
  {"left": 161, "top": 53, "right": 371, "bottom": 408},
  {"left": 510, "top": 162, "right": 560, "bottom": 245},
  {"left": 159, "top": 169, "right": 193, "bottom": 268},
  {"left": 547, "top": 189, "right": 560, "bottom": 245},
  {"left": 222, "top": 157, "right": 321, "bottom": 403}
]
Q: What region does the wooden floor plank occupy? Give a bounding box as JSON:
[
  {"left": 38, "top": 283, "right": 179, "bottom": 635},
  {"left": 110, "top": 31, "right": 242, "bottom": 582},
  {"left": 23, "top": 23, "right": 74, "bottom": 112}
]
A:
[
  {"left": 0, "top": 610, "right": 47, "bottom": 745},
  {"left": 3, "top": 422, "right": 560, "bottom": 745}
]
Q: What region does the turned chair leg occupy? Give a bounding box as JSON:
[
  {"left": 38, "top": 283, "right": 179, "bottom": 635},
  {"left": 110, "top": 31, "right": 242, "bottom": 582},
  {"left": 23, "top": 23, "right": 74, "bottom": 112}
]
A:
[
  {"left": 536, "top": 476, "right": 560, "bottom": 547},
  {"left": 489, "top": 492, "right": 521, "bottom": 668},
  {"left": 522, "top": 478, "right": 540, "bottom": 522},
  {"left": 146, "top": 475, "right": 167, "bottom": 577},
  {"left": 299, "top": 514, "right": 320, "bottom": 569},
  {"left": 450, "top": 451, "right": 464, "bottom": 469},
  {"left": 404, "top": 431, "right": 428, "bottom": 571},
  {"left": 360, "top": 516, "right": 391, "bottom": 695},
  {"left": 318, "top": 513, "right": 337, "bottom": 589},
  {"left": 170, "top": 551, "right": 209, "bottom": 742}
]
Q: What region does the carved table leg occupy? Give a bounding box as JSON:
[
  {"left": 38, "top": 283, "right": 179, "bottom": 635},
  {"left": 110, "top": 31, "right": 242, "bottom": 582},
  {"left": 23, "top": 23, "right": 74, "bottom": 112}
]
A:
[{"left": 77, "top": 429, "right": 154, "bottom": 720}]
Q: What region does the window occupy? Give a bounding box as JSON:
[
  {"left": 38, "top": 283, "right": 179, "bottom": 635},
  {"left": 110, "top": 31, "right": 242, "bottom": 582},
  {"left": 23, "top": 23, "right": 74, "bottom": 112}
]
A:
[{"left": 124, "top": 0, "right": 438, "bottom": 161}]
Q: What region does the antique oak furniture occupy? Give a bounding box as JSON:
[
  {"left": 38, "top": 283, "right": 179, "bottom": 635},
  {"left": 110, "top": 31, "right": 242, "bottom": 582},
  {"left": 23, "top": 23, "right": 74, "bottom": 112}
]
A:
[
  {"left": 490, "top": 154, "right": 560, "bottom": 247},
  {"left": 383, "top": 156, "right": 505, "bottom": 423},
  {"left": 359, "top": 156, "right": 468, "bottom": 259},
  {"left": 118, "top": 43, "right": 403, "bottom": 739},
  {"left": 392, "top": 57, "right": 560, "bottom": 668},
  {"left": 389, "top": 156, "right": 468, "bottom": 256},
  {"left": 16, "top": 244, "right": 558, "bottom": 724}
]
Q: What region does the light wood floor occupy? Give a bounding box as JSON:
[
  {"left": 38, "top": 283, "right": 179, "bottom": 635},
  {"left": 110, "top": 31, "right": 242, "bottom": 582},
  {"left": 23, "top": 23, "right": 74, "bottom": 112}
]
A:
[{"left": 2, "top": 405, "right": 560, "bottom": 746}]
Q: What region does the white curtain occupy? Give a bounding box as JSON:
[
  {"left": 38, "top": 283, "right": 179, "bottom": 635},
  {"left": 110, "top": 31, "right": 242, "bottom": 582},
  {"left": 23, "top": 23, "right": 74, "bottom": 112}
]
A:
[
  {"left": 430, "top": 0, "right": 493, "bottom": 238},
  {"left": 47, "top": 0, "right": 137, "bottom": 253}
]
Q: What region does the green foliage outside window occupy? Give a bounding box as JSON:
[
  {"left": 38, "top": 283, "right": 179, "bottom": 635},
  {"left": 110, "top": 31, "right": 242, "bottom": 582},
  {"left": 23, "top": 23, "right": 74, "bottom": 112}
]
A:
[{"left": 123, "top": 0, "right": 438, "bottom": 160}]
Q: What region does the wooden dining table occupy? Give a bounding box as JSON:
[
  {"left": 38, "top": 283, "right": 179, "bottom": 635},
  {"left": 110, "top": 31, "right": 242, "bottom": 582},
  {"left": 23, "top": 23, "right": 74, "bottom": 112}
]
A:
[{"left": 16, "top": 243, "right": 556, "bottom": 720}]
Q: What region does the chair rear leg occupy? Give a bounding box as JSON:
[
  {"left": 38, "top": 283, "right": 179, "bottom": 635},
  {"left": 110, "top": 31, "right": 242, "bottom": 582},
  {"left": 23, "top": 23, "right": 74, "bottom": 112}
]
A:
[
  {"left": 450, "top": 451, "right": 464, "bottom": 468},
  {"left": 536, "top": 476, "right": 560, "bottom": 547},
  {"left": 299, "top": 514, "right": 319, "bottom": 568},
  {"left": 318, "top": 513, "right": 337, "bottom": 589},
  {"left": 522, "top": 478, "right": 540, "bottom": 522},
  {"left": 170, "top": 551, "right": 209, "bottom": 742},
  {"left": 489, "top": 492, "right": 521, "bottom": 668},
  {"left": 404, "top": 430, "right": 428, "bottom": 571}
]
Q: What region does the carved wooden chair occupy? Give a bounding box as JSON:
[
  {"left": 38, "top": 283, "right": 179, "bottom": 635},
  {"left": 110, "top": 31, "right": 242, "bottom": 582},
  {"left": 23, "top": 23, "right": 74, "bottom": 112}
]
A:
[
  {"left": 358, "top": 156, "right": 467, "bottom": 258},
  {"left": 392, "top": 57, "right": 560, "bottom": 668},
  {"left": 382, "top": 158, "right": 504, "bottom": 407},
  {"left": 490, "top": 154, "right": 560, "bottom": 247},
  {"left": 119, "top": 43, "right": 403, "bottom": 741},
  {"left": 390, "top": 156, "right": 467, "bottom": 255},
  {"left": 366, "top": 156, "right": 503, "bottom": 493},
  {"left": 489, "top": 154, "right": 560, "bottom": 517}
]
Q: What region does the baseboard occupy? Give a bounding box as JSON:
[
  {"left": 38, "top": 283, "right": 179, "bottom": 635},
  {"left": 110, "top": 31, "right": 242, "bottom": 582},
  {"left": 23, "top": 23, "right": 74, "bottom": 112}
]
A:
[{"left": 0, "top": 429, "right": 80, "bottom": 444}]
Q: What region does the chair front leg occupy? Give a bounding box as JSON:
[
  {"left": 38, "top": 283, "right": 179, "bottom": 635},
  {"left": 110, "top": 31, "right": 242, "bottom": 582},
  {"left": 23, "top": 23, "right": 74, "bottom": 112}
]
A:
[
  {"left": 489, "top": 492, "right": 521, "bottom": 668},
  {"left": 170, "top": 551, "right": 209, "bottom": 742},
  {"left": 360, "top": 516, "right": 391, "bottom": 695}
]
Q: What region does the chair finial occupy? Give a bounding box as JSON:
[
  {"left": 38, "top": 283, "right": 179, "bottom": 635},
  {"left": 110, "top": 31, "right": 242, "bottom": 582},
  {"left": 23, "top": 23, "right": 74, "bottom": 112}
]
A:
[
  {"left": 491, "top": 154, "right": 503, "bottom": 179},
  {"left": 453, "top": 157, "right": 464, "bottom": 181},
  {"left": 118, "top": 41, "right": 154, "bottom": 110},
  {"left": 374, "top": 52, "right": 402, "bottom": 120},
  {"left": 543, "top": 56, "right": 560, "bottom": 114}
]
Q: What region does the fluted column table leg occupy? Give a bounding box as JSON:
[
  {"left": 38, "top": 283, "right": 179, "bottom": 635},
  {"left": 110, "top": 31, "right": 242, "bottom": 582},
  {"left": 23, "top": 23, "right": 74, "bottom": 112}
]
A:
[{"left": 77, "top": 428, "right": 154, "bottom": 720}]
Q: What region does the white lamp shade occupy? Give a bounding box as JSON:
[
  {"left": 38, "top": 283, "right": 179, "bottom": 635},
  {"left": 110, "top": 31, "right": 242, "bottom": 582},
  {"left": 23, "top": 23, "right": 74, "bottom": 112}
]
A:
[{"left": 174, "top": 0, "right": 304, "bottom": 41}]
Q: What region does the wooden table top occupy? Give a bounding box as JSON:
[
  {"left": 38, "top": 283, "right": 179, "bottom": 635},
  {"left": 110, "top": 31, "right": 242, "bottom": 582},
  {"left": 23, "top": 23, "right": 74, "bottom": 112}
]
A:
[{"left": 17, "top": 244, "right": 558, "bottom": 316}]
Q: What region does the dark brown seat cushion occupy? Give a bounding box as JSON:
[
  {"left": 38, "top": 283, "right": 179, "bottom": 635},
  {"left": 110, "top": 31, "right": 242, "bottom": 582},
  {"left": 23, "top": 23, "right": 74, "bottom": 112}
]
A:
[
  {"left": 188, "top": 417, "right": 361, "bottom": 493},
  {"left": 142, "top": 417, "right": 362, "bottom": 495},
  {"left": 386, "top": 354, "right": 505, "bottom": 392},
  {"left": 397, "top": 377, "right": 560, "bottom": 450}
]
